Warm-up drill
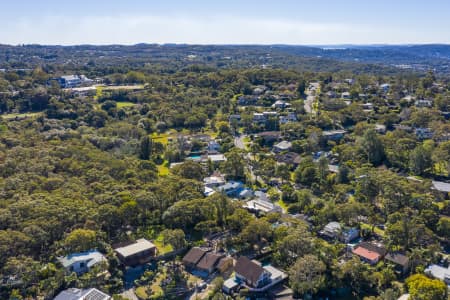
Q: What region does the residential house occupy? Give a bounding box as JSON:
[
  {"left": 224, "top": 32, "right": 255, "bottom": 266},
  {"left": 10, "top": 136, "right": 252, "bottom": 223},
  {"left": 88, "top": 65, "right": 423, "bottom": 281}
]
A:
[
  {"left": 238, "top": 188, "right": 254, "bottom": 199},
  {"left": 57, "top": 251, "right": 107, "bottom": 275},
  {"left": 53, "top": 75, "right": 93, "bottom": 88},
  {"left": 261, "top": 111, "right": 278, "bottom": 121},
  {"left": 253, "top": 86, "right": 268, "bottom": 95},
  {"left": 182, "top": 247, "right": 209, "bottom": 269},
  {"left": 385, "top": 252, "right": 410, "bottom": 275},
  {"left": 432, "top": 180, "right": 450, "bottom": 199},
  {"left": 326, "top": 91, "right": 337, "bottom": 98},
  {"left": 375, "top": 124, "right": 387, "bottom": 134},
  {"left": 345, "top": 78, "right": 355, "bottom": 85},
  {"left": 279, "top": 112, "right": 297, "bottom": 124},
  {"left": 207, "top": 140, "right": 221, "bottom": 153},
  {"left": 415, "top": 99, "right": 433, "bottom": 108},
  {"left": 319, "top": 222, "right": 341, "bottom": 240},
  {"left": 229, "top": 257, "right": 288, "bottom": 293},
  {"left": 415, "top": 127, "right": 433, "bottom": 140},
  {"left": 362, "top": 103, "right": 374, "bottom": 110},
  {"left": 217, "top": 257, "right": 234, "bottom": 274},
  {"left": 394, "top": 124, "right": 413, "bottom": 132},
  {"left": 57, "top": 75, "right": 82, "bottom": 88},
  {"left": 272, "top": 100, "right": 291, "bottom": 109},
  {"left": 217, "top": 181, "right": 244, "bottom": 197},
  {"left": 424, "top": 264, "right": 450, "bottom": 285},
  {"left": 54, "top": 288, "right": 110, "bottom": 300},
  {"left": 204, "top": 186, "right": 216, "bottom": 197},
  {"left": 255, "top": 131, "right": 282, "bottom": 145},
  {"left": 204, "top": 173, "right": 226, "bottom": 188},
  {"left": 202, "top": 154, "right": 227, "bottom": 164},
  {"left": 328, "top": 164, "right": 339, "bottom": 173},
  {"left": 274, "top": 152, "right": 301, "bottom": 169},
  {"left": 223, "top": 277, "right": 240, "bottom": 294},
  {"left": 436, "top": 133, "right": 450, "bottom": 143},
  {"left": 244, "top": 199, "right": 282, "bottom": 214},
  {"left": 273, "top": 141, "right": 292, "bottom": 153},
  {"left": 352, "top": 242, "right": 387, "bottom": 265},
  {"left": 238, "top": 96, "right": 258, "bottom": 106},
  {"left": 341, "top": 92, "right": 351, "bottom": 100},
  {"left": 196, "top": 252, "right": 224, "bottom": 275},
  {"left": 114, "top": 239, "right": 157, "bottom": 267},
  {"left": 253, "top": 113, "right": 266, "bottom": 124},
  {"left": 322, "top": 130, "right": 346, "bottom": 141},
  {"left": 341, "top": 228, "right": 360, "bottom": 243},
  {"left": 403, "top": 95, "right": 416, "bottom": 103},
  {"left": 234, "top": 257, "right": 271, "bottom": 289},
  {"left": 380, "top": 83, "right": 390, "bottom": 93}
]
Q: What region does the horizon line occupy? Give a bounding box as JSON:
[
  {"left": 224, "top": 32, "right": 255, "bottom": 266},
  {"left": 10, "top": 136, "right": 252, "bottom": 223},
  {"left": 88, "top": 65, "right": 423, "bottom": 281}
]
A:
[{"left": 2, "top": 42, "right": 450, "bottom": 47}]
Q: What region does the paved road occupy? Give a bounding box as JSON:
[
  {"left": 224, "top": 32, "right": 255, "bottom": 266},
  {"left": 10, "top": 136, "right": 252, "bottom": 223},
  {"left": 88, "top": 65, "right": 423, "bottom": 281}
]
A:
[
  {"left": 304, "top": 82, "right": 320, "bottom": 114},
  {"left": 304, "top": 95, "right": 315, "bottom": 114}
]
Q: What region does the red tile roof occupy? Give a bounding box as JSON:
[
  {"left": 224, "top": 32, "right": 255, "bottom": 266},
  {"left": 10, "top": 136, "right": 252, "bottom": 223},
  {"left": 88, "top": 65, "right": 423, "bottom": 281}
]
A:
[{"left": 352, "top": 246, "right": 380, "bottom": 261}]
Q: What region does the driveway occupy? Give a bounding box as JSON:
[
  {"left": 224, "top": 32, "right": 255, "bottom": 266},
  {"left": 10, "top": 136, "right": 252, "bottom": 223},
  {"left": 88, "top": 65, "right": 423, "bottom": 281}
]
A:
[{"left": 234, "top": 134, "right": 246, "bottom": 149}]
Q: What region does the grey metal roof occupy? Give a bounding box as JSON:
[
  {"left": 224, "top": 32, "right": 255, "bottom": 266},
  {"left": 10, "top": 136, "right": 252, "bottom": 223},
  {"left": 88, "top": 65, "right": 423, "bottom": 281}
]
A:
[
  {"left": 114, "top": 238, "right": 156, "bottom": 258},
  {"left": 57, "top": 251, "right": 106, "bottom": 268},
  {"left": 432, "top": 181, "right": 450, "bottom": 193}
]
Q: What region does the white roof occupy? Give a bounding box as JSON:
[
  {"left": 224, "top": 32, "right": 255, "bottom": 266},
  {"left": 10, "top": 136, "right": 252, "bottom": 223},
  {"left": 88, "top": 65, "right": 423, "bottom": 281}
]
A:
[
  {"left": 61, "top": 75, "right": 80, "bottom": 81},
  {"left": 264, "top": 265, "right": 287, "bottom": 281},
  {"left": 115, "top": 239, "right": 155, "bottom": 258},
  {"left": 432, "top": 181, "right": 450, "bottom": 193},
  {"left": 223, "top": 277, "right": 239, "bottom": 289},
  {"left": 204, "top": 186, "right": 216, "bottom": 197},
  {"left": 324, "top": 221, "right": 341, "bottom": 232},
  {"left": 207, "top": 154, "right": 226, "bottom": 162},
  {"left": 244, "top": 199, "right": 281, "bottom": 213},
  {"left": 274, "top": 141, "right": 292, "bottom": 150},
  {"left": 425, "top": 264, "right": 450, "bottom": 282},
  {"left": 204, "top": 175, "right": 226, "bottom": 185},
  {"left": 58, "top": 251, "right": 106, "bottom": 269}
]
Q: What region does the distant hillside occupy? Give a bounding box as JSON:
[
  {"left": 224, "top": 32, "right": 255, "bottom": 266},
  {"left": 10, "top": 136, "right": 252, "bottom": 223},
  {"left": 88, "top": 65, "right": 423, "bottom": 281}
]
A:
[
  {"left": 1, "top": 43, "right": 449, "bottom": 75},
  {"left": 272, "top": 44, "right": 450, "bottom": 73}
]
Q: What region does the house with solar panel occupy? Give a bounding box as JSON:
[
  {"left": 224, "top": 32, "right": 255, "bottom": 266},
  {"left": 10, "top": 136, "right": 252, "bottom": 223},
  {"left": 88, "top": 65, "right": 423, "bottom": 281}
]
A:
[{"left": 54, "top": 287, "right": 110, "bottom": 300}]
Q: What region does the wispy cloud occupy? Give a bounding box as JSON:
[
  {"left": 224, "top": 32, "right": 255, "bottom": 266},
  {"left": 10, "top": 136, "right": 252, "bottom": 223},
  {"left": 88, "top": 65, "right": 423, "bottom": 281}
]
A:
[{"left": 0, "top": 14, "right": 446, "bottom": 45}]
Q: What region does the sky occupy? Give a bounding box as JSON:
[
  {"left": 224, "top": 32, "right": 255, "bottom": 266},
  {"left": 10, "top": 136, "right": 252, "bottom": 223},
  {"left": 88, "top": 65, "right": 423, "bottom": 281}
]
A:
[{"left": 1, "top": 0, "right": 450, "bottom": 45}]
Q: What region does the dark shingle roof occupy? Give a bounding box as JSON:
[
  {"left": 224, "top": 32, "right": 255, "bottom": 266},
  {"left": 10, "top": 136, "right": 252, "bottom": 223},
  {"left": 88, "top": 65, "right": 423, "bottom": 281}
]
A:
[
  {"left": 235, "top": 256, "right": 265, "bottom": 287},
  {"left": 385, "top": 252, "right": 409, "bottom": 267},
  {"left": 182, "top": 247, "right": 208, "bottom": 265},
  {"left": 196, "top": 252, "right": 223, "bottom": 271}
]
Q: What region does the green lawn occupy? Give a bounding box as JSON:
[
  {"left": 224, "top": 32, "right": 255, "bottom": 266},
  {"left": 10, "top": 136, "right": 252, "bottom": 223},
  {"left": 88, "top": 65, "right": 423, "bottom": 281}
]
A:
[
  {"left": 102, "top": 84, "right": 145, "bottom": 91},
  {"left": 94, "top": 86, "right": 104, "bottom": 100},
  {"left": 151, "top": 132, "right": 171, "bottom": 145},
  {"left": 157, "top": 164, "right": 170, "bottom": 176},
  {"left": 361, "top": 222, "right": 385, "bottom": 236},
  {"left": 2, "top": 112, "right": 42, "bottom": 120},
  {"left": 276, "top": 199, "right": 289, "bottom": 213},
  {"left": 153, "top": 233, "right": 173, "bottom": 255},
  {"left": 116, "top": 102, "right": 136, "bottom": 108},
  {"left": 135, "top": 286, "right": 149, "bottom": 300}
]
